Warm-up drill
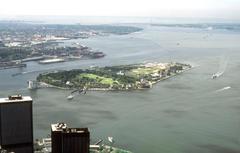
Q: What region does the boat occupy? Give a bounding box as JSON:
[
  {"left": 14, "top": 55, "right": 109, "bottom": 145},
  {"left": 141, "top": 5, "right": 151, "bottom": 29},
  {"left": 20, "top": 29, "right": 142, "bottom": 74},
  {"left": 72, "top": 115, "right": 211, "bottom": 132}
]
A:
[
  {"left": 222, "top": 86, "right": 231, "bottom": 90},
  {"left": 67, "top": 95, "right": 74, "bottom": 100},
  {"left": 212, "top": 72, "right": 223, "bottom": 79},
  {"left": 212, "top": 56, "right": 228, "bottom": 79},
  {"left": 39, "top": 58, "right": 65, "bottom": 64}
]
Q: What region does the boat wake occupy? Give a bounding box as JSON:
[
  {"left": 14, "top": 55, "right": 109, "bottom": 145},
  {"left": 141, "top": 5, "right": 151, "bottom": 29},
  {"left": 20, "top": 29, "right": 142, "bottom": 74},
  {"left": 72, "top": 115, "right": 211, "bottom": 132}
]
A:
[
  {"left": 215, "top": 86, "right": 231, "bottom": 92},
  {"left": 12, "top": 70, "right": 46, "bottom": 77},
  {"left": 212, "top": 56, "right": 228, "bottom": 79}
]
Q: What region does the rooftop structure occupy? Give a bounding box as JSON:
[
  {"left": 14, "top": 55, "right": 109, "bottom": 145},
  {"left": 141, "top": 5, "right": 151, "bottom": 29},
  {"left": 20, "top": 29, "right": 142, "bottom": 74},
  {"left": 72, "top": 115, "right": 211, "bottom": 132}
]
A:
[
  {"left": 0, "top": 95, "right": 32, "bottom": 103},
  {"left": 51, "top": 123, "right": 90, "bottom": 153}
]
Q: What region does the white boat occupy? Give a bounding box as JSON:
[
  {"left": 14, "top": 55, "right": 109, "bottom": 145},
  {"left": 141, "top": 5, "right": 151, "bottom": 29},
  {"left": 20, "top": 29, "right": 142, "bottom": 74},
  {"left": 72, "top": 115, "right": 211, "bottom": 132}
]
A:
[
  {"left": 67, "top": 95, "right": 74, "bottom": 100},
  {"left": 223, "top": 86, "right": 231, "bottom": 90},
  {"left": 39, "top": 58, "right": 65, "bottom": 64},
  {"left": 212, "top": 72, "right": 223, "bottom": 79}
]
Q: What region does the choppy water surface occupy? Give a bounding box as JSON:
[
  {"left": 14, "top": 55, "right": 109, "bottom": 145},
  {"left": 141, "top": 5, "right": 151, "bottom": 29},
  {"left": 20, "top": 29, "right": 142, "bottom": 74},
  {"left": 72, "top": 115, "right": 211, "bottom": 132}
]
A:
[{"left": 0, "top": 25, "right": 240, "bottom": 153}]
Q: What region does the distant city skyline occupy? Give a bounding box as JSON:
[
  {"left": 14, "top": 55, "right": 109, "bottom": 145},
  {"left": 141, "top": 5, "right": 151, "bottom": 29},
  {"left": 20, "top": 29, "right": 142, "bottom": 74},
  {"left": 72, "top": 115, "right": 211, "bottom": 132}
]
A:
[{"left": 0, "top": 0, "right": 240, "bottom": 20}]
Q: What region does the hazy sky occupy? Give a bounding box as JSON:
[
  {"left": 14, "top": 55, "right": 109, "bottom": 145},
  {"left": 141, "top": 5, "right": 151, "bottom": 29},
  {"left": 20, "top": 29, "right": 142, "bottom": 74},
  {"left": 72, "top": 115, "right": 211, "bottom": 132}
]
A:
[{"left": 0, "top": 0, "right": 239, "bottom": 19}]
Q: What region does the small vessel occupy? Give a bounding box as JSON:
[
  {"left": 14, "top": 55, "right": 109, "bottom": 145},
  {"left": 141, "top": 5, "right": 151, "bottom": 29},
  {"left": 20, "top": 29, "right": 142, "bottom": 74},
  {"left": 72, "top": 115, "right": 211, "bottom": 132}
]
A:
[
  {"left": 67, "top": 95, "right": 74, "bottom": 100},
  {"left": 212, "top": 56, "right": 228, "bottom": 79},
  {"left": 212, "top": 72, "right": 223, "bottom": 79},
  {"left": 223, "top": 86, "right": 231, "bottom": 90}
]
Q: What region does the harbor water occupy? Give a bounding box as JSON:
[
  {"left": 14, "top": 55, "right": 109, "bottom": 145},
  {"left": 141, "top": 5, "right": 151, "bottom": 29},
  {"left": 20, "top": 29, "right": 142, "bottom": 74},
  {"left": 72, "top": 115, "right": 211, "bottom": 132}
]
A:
[{"left": 0, "top": 24, "right": 240, "bottom": 153}]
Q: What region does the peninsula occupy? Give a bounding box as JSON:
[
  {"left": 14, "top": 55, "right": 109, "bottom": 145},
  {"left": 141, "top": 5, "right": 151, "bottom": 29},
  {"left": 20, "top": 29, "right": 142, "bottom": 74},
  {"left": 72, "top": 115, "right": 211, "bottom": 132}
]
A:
[
  {"left": 37, "top": 62, "right": 191, "bottom": 91},
  {"left": 0, "top": 21, "right": 142, "bottom": 69}
]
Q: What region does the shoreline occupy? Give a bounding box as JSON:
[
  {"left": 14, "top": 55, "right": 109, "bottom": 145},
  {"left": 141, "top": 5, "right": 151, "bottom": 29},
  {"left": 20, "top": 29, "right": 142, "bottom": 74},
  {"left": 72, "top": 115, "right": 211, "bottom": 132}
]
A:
[{"left": 0, "top": 64, "right": 27, "bottom": 70}]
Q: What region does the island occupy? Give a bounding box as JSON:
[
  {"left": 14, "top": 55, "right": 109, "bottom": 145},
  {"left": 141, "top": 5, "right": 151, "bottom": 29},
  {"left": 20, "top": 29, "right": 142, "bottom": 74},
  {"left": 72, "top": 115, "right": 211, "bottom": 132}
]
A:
[{"left": 36, "top": 62, "right": 192, "bottom": 91}]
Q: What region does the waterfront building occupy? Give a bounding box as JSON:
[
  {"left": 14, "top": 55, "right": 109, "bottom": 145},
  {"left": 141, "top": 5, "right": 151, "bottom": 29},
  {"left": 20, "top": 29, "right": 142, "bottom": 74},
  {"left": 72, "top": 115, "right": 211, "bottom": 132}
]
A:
[
  {"left": 51, "top": 123, "right": 90, "bottom": 153},
  {"left": 0, "top": 95, "right": 33, "bottom": 153}
]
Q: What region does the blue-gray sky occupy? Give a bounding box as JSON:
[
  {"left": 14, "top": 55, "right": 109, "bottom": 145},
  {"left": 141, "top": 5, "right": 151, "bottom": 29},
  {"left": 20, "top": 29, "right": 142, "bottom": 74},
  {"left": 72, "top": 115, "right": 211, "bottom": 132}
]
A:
[{"left": 0, "top": 0, "right": 239, "bottom": 19}]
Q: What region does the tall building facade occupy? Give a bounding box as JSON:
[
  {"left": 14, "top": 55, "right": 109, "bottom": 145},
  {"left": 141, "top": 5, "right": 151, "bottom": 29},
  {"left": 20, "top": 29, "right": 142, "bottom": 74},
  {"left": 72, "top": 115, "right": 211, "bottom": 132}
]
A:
[
  {"left": 0, "top": 95, "right": 33, "bottom": 153},
  {"left": 51, "top": 123, "right": 90, "bottom": 153}
]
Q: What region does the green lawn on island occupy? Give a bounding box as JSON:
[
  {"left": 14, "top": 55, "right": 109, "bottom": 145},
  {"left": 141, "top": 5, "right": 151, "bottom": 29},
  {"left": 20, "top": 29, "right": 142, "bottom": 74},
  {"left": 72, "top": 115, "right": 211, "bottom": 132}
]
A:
[{"left": 76, "top": 73, "right": 117, "bottom": 85}]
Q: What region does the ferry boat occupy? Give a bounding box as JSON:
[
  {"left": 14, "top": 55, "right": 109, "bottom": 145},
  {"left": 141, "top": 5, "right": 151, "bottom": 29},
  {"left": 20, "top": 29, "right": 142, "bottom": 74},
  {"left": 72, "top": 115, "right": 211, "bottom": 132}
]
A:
[{"left": 39, "top": 58, "right": 65, "bottom": 64}]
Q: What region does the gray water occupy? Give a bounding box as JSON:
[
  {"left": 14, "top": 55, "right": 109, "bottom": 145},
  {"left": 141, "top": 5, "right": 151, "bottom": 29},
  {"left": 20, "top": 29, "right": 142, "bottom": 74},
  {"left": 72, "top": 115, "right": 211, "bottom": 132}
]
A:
[{"left": 0, "top": 25, "right": 240, "bottom": 153}]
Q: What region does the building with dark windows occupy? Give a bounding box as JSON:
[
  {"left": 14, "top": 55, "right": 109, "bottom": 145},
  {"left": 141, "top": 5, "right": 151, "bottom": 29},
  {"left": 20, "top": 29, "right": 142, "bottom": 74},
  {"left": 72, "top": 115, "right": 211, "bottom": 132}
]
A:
[
  {"left": 51, "top": 123, "right": 90, "bottom": 153},
  {"left": 0, "top": 95, "right": 33, "bottom": 153}
]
